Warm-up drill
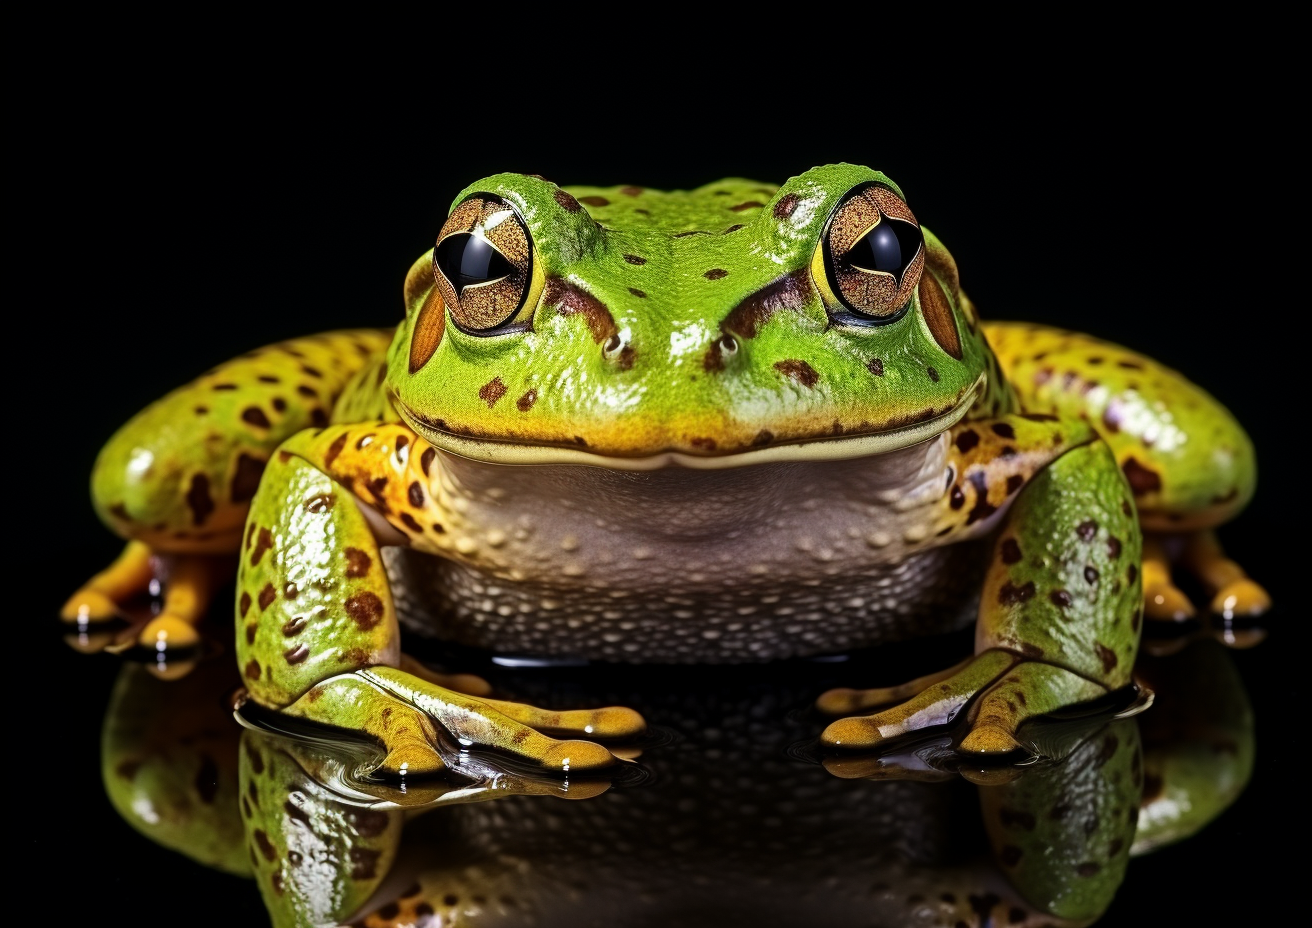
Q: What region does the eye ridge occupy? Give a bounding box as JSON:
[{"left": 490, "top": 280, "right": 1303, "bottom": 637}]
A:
[{"left": 434, "top": 232, "right": 515, "bottom": 296}]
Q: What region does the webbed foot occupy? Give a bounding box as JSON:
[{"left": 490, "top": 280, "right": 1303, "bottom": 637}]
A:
[
  {"left": 277, "top": 662, "right": 646, "bottom": 780},
  {"left": 819, "top": 649, "right": 1112, "bottom": 760}
]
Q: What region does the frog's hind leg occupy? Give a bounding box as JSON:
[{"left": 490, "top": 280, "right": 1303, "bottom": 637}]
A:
[
  {"left": 63, "top": 329, "right": 393, "bottom": 659},
  {"left": 237, "top": 442, "right": 644, "bottom": 782},
  {"left": 982, "top": 321, "right": 1269, "bottom": 626}
]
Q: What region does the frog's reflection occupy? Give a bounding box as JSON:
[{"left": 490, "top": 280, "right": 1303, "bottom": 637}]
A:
[{"left": 103, "top": 639, "right": 1252, "bottom": 928}]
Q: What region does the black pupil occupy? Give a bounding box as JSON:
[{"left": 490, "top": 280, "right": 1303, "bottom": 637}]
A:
[
  {"left": 847, "top": 217, "right": 922, "bottom": 283},
  {"left": 435, "top": 233, "right": 514, "bottom": 294}
]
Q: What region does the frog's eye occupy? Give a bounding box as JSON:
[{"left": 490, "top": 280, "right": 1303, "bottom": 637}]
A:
[
  {"left": 432, "top": 194, "right": 537, "bottom": 334},
  {"left": 818, "top": 184, "right": 924, "bottom": 323}
]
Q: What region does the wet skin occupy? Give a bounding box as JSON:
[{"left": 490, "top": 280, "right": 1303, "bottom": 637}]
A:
[{"left": 68, "top": 164, "right": 1268, "bottom": 921}]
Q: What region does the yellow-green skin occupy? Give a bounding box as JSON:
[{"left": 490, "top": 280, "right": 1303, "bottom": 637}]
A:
[{"left": 86, "top": 164, "right": 1259, "bottom": 926}]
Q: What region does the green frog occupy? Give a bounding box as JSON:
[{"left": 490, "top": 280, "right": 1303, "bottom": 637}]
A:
[{"left": 67, "top": 162, "right": 1266, "bottom": 788}]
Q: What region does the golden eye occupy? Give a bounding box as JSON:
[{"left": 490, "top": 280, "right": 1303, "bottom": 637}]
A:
[
  {"left": 819, "top": 184, "right": 924, "bottom": 323},
  {"left": 433, "top": 195, "right": 535, "bottom": 333}
]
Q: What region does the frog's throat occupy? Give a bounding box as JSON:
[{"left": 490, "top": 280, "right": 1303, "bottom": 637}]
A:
[{"left": 396, "top": 376, "right": 983, "bottom": 472}]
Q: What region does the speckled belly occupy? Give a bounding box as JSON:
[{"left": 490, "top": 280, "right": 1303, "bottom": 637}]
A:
[{"left": 383, "top": 541, "right": 986, "bottom": 662}]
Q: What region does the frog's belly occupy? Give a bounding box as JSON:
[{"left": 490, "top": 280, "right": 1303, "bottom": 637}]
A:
[{"left": 383, "top": 542, "right": 986, "bottom": 663}]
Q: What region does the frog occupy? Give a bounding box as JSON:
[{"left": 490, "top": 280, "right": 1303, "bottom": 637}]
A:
[{"left": 65, "top": 161, "right": 1268, "bottom": 787}]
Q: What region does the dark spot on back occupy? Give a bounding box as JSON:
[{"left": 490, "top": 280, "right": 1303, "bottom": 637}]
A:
[
  {"left": 704, "top": 268, "right": 728, "bottom": 280},
  {"left": 346, "top": 808, "right": 390, "bottom": 838},
  {"left": 230, "top": 453, "right": 267, "bottom": 504},
  {"left": 283, "top": 644, "right": 310, "bottom": 664},
  {"left": 186, "top": 474, "right": 214, "bottom": 526},
  {"left": 752, "top": 430, "right": 774, "bottom": 447},
  {"left": 304, "top": 493, "right": 335, "bottom": 514},
  {"left": 1049, "top": 589, "right": 1072, "bottom": 608},
  {"left": 1001, "top": 538, "right": 1022, "bottom": 564},
  {"left": 212, "top": 383, "right": 238, "bottom": 391},
  {"left": 623, "top": 254, "right": 647, "bottom": 265},
  {"left": 324, "top": 433, "right": 348, "bottom": 469},
  {"left": 927, "top": 366, "right": 939, "bottom": 382},
  {"left": 1095, "top": 643, "right": 1119, "bottom": 672},
  {"left": 242, "top": 407, "right": 272, "bottom": 429},
  {"left": 578, "top": 195, "right": 609, "bottom": 207},
  {"left": 400, "top": 512, "right": 423, "bottom": 533},
  {"left": 244, "top": 659, "right": 262, "bottom": 681},
  {"left": 478, "top": 377, "right": 507, "bottom": 408},
  {"left": 1076, "top": 520, "right": 1098, "bottom": 541},
  {"left": 949, "top": 485, "right": 966, "bottom": 509},
  {"left": 239, "top": 591, "right": 252, "bottom": 617},
  {"left": 1108, "top": 536, "right": 1122, "bottom": 559},
  {"left": 258, "top": 583, "right": 276, "bottom": 611},
  {"left": 1085, "top": 566, "right": 1100, "bottom": 584},
  {"left": 991, "top": 422, "right": 1015, "bottom": 439},
  {"left": 1005, "top": 474, "right": 1024, "bottom": 495},
  {"left": 1122, "top": 457, "right": 1162, "bottom": 495},
  {"left": 408, "top": 481, "right": 425, "bottom": 507},
  {"left": 344, "top": 547, "right": 371, "bottom": 578},
  {"left": 955, "top": 429, "right": 980, "bottom": 453},
  {"left": 867, "top": 357, "right": 884, "bottom": 376},
  {"left": 420, "top": 447, "right": 436, "bottom": 474},
  {"left": 250, "top": 527, "right": 274, "bottom": 566}
]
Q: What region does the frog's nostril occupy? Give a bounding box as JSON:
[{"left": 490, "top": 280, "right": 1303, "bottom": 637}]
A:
[
  {"left": 602, "top": 332, "right": 636, "bottom": 370},
  {"left": 716, "top": 334, "right": 738, "bottom": 355},
  {"left": 604, "top": 333, "right": 622, "bottom": 354}
]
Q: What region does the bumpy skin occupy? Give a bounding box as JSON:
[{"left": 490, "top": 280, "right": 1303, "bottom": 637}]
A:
[{"left": 76, "top": 164, "right": 1265, "bottom": 925}]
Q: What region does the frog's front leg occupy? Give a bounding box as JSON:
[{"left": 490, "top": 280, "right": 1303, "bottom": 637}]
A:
[
  {"left": 822, "top": 416, "right": 1142, "bottom": 757},
  {"left": 983, "top": 321, "right": 1269, "bottom": 627},
  {"left": 237, "top": 422, "right": 644, "bottom": 779}
]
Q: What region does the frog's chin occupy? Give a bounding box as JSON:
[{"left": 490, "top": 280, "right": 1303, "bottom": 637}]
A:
[{"left": 397, "top": 377, "right": 982, "bottom": 472}]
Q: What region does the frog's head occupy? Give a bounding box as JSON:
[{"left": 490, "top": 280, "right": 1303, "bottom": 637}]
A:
[{"left": 387, "top": 163, "right": 989, "bottom": 469}]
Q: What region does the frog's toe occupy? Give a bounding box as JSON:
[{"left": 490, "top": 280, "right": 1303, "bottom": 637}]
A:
[
  {"left": 1209, "top": 577, "right": 1271, "bottom": 620},
  {"left": 957, "top": 662, "right": 1108, "bottom": 758},
  {"left": 285, "top": 666, "right": 644, "bottom": 780},
  {"left": 819, "top": 650, "right": 1017, "bottom": 750},
  {"left": 60, "top": 587, "right": 122, "bottom": 624},
  {"left": 136, "top": 613, "right": 202, "bottom": 653}
]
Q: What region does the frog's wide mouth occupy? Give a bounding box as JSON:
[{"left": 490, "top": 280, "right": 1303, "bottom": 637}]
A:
[{"left": 394, "top": 377, "right": 983, "bottom": 471}]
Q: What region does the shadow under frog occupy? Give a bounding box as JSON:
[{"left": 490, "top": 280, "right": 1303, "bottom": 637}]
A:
[{"left": 102, "top": 638, "right": 1253, "bottom": 927}]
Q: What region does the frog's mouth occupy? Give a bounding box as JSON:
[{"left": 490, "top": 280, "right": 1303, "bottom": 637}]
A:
[{"left": 396, "top": 376, "right": 983, "bottom": 471}]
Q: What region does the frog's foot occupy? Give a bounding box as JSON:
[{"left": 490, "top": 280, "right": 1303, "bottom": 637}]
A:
[
  {"left": 1180, "top": 530, "right": 1271, "bottom": 623},
  {"left": 820, "top": 649, "right": 1111, "bottom": 760},
  {"left": 282, "top": 664, "right": 646, "bottom": 779},
  {"left": 61, "top": 541, "right": 155, "bottom": 627},
  {"left": 1143, "top": 532, "right": 1269, "bottom": 650}
]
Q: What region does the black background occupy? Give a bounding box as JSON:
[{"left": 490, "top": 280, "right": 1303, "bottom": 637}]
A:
[{"left": 21, "top": 31, "right": 1294, "bottom": 927}]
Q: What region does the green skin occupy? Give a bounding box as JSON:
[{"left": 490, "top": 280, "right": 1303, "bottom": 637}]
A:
[{"left": 85, "top": 164, "right": 1259, "bottom": 924}]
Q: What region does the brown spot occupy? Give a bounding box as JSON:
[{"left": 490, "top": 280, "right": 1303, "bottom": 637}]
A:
[
  {"left": 310, "top": 408, "right": 329, "bottom": 427},
  {"left": 1122, "top": 457, "right": 1162, "bottom": 496},
  {"left": 1127, "top": 564, "right": 1138, "bottom": 584},
  {"left": 620, "top": 186, "right": 643, "bottom": 197},
  {"left": 622, "top": 255, "right": 647, "bottom": 267},
  {"left": 185, "top": 474, "right": 214, "bottom": 526},
  {"left": 400, "top": 512, "right": 424, "bottom": 533},
  {"left": 258, "top": 583, "right": 277, "bottom": 611},
  {"left": 244, "top": 740, "right": 264, "bottom": 774},
  {"left": 420, "top": 447, "right": 436, "bottom": 476},
  {"left": 774, "top": 359, "right": 819, "bottom": 387},
  {"left": 1000, "top": 846, "right": 1023, "bottom": 867},
  {"left": 250, "top": 527, "right": 274, "bottom": 565},
  {"left": 1085, "top": 566, "right": 1100, "bottom": 584},
  {"left": 1121, "top": 499, "right": 1133, "bottom": 517},
  {"left": 241, "top": 407, "right": 272, "bottom": 429},
  {"left": 109, "top": 502, "right": 133, "bottom": 523},
  {"left": 366, "top": 476, "right": 389, "bottom": 506},
  {"left": 867, "top": 357, "right": 885, "bottom": 376},
  {"left": 345, "top": 592, "right": 384, "bottom": 631},
  {"left": 394, "top": 434, "right": 409, "bottom": 461},
  {"left": 1049, "top": 589, "right": 1072, "bottom": 608},
  {"left": 690, "top": 437, "right": 718, "bottom": 451},
  {"left": 546, "top": 278, "right": 618, "bottom": 343},
  {"left": 950, "top": 485, "right": 966, "bottom": 510},
  {"left": 1076, "top": 520, "right": 1098, "bottom": 541},
  {"left": 578, "top": 195, "right": 609, "bottom": 207},
  {"left": 954, "top": 429, "right": 980, "bottom": 453},
  {"left": 773, "top": 193, "right": 800, "bottom": 218},
  {"left": 324, "top": 433, "right": 348, "bottom": 469},
  {"left": 297, "top": 384, "right": 318, "bottom": 399},
  {"left": 407, "top": 481, "right": 425, "bottom": 507},
  {"left": 244, "top": 659, "right": 262, "bottom": 681},
  {"left": 729, "top": 201, "right": 764, "bottom": 212},
  {"left": 284, "top": 644, "right": 310, "bottom": 664},
  {"left": 281, "top": 616, "right": 306, "bottom": 636},
  {"left": 253, "top": 829, "right": 277, "bottom": 861},
  {"left": 271, "top": 397, "right": 287, "bottom": 413},
  {"left": 628, "top": 287, "right": 647, "bottom": 299},
  {"left": 752, "top": 429, "right": 774, "bottom": 447},
  {"left": 1107, "top": 536, "right": 1123, "bottom": 559},
  {"left": 1001, "top": 539, "right": 1022, "bottom": 564},
  {"left": 1005, "top": 474, "right": 1024, "bottom": 495},
  {"left": 553, "top": 189, "right": 581, "bottom": 212},
  {"left": 998, "top": 581, "right": 1036, "bottom": 605},
  {"left": 194, "top": 405, "right": 208, "bottom": 415},
  {"left": 1076, "top": 862, "right": 1102, "bottom": 877},
  {"left": 721, "top": 272, "right": 808, "bottom": 339},
  {"left": 346, "top": 846, "right": 381, "bottom": 880},
  {"left": 991, "top": 422, "right": 1016, "bottom": 439},
  {"left": 230, "top": 453, "right": 267, "bottom": 504},
  {"left": 245, "top": 623, "right": 257, "bottom": 644},
  {"left": 966, "top": 471, "right": 995, "bottom": 524},
  {"left": 478, "top": 377, "right": 507, "bottom": 407},
  {"left": 212, "top": 383, "right": 238, "bottom": 391},
  {"left": 927, "top": 366, "right": 940, "bottom": 382},
  {"left": 240, "top": 591, "right": 253, "bottom": 618},
  {"left": 722, "top": 223, "right": 745, "bottom": 233},
  {"left": 1095, "top": 642, "right": 1119, "bottom": 672},
  {"left": 341, "top": 547, "right": 371, "bottom": 579},
  {"left": 277, "top": 450, "right": 292, "bottom": 464}
]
